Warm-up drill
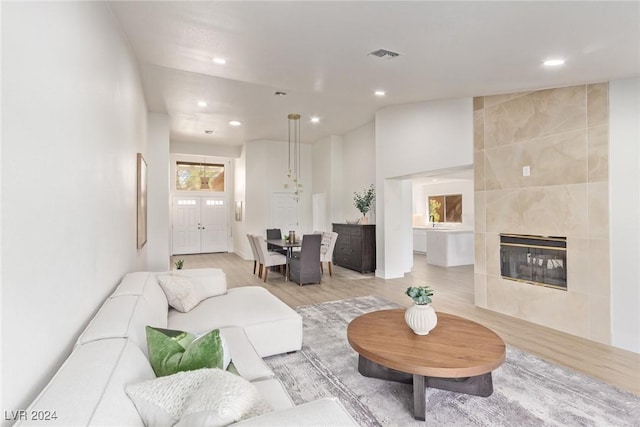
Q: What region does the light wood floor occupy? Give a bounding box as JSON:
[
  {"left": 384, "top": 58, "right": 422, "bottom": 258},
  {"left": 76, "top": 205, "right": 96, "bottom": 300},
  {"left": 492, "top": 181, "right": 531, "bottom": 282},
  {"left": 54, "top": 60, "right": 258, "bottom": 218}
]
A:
[{"left": 171, "top": 252, "right": 640, "bottom": 395}]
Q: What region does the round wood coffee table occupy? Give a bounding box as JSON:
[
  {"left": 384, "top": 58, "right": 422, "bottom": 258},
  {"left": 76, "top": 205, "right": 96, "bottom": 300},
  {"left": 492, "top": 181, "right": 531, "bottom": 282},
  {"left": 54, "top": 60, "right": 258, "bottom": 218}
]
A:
[{"left": 347, "top": 309, "right": 505, "bottom": 421}]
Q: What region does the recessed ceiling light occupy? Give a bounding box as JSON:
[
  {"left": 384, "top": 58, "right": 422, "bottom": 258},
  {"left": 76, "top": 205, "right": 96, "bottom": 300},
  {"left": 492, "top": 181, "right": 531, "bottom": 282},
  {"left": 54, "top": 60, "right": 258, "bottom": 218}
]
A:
[
  {"left": 374, "top": 90, "right": 386, "bottom": 97},
  {"left": 310, "top": 116, "right": 320, "bottom": 123},
  {"left": 197, "top": 101, "right": 207, "bottom": 107},
  {"left": 212, "top": 57, "right": 226, "bottom": 65},
  {"left": 543, "top": 59, "right": 565, "bottom": 67},
  {"left": 229, "top": 120, "right": 242, "bottom": 127}
]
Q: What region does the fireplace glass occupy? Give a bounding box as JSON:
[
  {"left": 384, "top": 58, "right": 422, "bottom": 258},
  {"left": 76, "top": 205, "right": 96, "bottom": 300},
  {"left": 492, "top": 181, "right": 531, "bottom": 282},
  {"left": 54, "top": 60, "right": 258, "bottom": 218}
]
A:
[{"left": 500, "top": 234, "right": 567, "bottom": 290}]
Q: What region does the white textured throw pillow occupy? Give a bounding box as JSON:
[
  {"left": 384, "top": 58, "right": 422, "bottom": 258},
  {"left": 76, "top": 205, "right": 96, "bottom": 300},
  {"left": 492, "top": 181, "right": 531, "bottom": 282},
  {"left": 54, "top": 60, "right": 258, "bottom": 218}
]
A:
[
  {"left": 156, "top": 275, "right": 201, "bottom": 312},
  {"left": 172, "top": 269, "right": 227, "bottom": 299},
  {"left": 175, "top": 370, "right": 272, "bottom": 427},
  {"left": 126, "top": 369, "right": 217, "bottom": 427},
  {"left": 126, "top": 369, "right": 271, "bottom": 427}
]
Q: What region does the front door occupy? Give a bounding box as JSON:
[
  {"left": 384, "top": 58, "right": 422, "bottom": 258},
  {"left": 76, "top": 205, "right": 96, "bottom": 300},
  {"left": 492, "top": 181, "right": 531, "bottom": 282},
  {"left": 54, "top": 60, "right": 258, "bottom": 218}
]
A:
[
  {"left": 172, "top": 197, "right": 201, "bottom": 255},
  {"left": 172, "top": 196, "right": 229, "bottom": 255},
  {"left": 201, "top": 196, "right": 228, "bottom": 253}
]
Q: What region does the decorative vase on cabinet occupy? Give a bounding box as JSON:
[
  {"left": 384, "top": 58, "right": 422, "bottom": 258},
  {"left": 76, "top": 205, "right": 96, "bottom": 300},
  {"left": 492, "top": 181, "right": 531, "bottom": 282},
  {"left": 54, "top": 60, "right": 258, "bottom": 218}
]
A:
[{"left": 404, "top": 304, "right": 438, "bottom": 335}]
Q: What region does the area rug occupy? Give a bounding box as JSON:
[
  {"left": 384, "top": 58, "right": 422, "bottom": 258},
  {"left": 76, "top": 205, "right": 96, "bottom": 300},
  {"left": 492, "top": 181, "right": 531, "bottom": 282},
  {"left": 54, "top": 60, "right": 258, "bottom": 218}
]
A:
[{"left": 265, "top": 295, "right": 640, "bottom": 427}]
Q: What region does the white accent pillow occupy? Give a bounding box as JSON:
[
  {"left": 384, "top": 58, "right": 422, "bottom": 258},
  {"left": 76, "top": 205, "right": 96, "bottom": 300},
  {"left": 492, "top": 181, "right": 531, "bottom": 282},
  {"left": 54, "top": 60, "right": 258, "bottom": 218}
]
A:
[
  {"left": 156, "top": 275, "right": 201, "bottom": 312},
  {"left": 126, "top": 369, "right": 271, "bottom": 427},
  {"left": 171, "top": 268, "right": 227, "bottom": 299},
  {"left": 175, "top": 370, "right": 272, "bottom": 427}
]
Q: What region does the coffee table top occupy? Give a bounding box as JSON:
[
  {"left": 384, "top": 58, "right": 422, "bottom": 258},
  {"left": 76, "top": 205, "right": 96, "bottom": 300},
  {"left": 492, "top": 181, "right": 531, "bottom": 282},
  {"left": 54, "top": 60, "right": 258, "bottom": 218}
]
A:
[{"left": 347, "top": 309, "right": 506, "bottom": 378}]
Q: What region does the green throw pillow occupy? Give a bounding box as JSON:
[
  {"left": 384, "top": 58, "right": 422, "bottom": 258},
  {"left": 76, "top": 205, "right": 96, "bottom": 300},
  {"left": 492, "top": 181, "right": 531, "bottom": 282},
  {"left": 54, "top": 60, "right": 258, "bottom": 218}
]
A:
[{"left": 146, "top": 326, "right": 226, "bottom": 377}]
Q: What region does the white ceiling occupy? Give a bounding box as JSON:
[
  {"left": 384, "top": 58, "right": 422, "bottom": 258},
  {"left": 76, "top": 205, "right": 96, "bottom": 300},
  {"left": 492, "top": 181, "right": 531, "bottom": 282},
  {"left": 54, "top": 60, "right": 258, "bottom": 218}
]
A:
[{"left": 109, "top": 1, "right": 640, "bottom": 147}]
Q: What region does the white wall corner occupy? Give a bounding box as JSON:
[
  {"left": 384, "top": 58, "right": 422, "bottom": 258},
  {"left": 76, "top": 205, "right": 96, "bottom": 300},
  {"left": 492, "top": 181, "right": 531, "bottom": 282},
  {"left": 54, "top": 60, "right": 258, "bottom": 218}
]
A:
[
  {"left": 170, "top": 140, "right": 242, "bottom": 158},
  {"left": 146, "top": 113, "right": 171, "bottom": 271},
  {"left": 609, "top": 77, "right": 640, "bottom": 353}
]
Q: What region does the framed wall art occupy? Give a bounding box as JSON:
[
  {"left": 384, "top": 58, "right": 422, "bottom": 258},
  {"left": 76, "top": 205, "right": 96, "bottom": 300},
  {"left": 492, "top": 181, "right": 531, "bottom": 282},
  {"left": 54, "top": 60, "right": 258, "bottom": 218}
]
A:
[
  {"left": 235, "top": 201, "right": 243, "bottom": 221},
  {"left": 137, "top": 153, "right": 148, "bottom": 249}
]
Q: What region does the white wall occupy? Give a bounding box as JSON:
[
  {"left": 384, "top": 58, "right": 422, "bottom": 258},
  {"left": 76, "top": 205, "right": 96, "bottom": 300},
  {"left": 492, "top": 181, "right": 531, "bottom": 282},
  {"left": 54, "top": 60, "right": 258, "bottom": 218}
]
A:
[
  {"left": 232, "top": 147, "right": 249, "bottom": 259},
  {"left": 342, "top": 122, "right": 376, "bottom": 221},
  {"left": 609, "top": 77, "right": 640, "bottom": 353},
  {"left": 241, "top": 140, "right": 312, "bottom": 258},
  {"left": 312, "top": 135, "right": 343, "bottom": 231},
  {"left": 147, "top": 114, "right": 171, "bottom": 271},
  {"left": 170, "top": 140, "right": 241, "bottom": 159},
  {"left": 1, "top": 2, "right": 149, "bottom": 417},
  {"left": 375, "top": 98, "right": 473, "bottom": 278},
  {"left": 0, "top": 1, "right": 4, "bottom": 412}
]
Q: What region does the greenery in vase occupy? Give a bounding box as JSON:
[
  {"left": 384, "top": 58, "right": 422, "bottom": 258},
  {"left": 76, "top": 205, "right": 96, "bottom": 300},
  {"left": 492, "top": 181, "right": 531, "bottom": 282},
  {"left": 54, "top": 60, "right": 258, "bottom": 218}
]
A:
[
  {"left": 175, "top": 259, "right": 184, "bottom": 270},
  {"left": 353, "top": 185, "right": 375, "bottom": 216},
  {"left": 405, "top": 286, "right": 434, "bottom": 305},
  {"left": 429, "top": 199, "right": 441, "bottom": 222}
]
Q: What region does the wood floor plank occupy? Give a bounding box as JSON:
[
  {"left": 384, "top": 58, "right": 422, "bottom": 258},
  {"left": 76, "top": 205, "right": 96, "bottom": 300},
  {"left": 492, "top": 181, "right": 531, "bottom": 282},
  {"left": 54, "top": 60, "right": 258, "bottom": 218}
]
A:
[{"left": 171, "top": 252, "right": 640, "bottom": 395}]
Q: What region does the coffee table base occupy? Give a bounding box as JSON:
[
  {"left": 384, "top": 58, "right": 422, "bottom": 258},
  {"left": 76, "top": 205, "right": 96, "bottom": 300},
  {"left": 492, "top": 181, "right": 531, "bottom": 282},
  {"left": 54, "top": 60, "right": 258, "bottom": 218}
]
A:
[{"left": 358, "top": 355, "right": 494, "bottom": 421}]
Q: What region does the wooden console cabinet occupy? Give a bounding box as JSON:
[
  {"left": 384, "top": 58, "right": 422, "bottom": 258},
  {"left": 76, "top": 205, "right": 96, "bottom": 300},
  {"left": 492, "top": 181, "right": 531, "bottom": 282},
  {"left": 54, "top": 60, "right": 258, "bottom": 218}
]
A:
[{"left": 332, "top": 223, "right": 376, "bottom": 273}]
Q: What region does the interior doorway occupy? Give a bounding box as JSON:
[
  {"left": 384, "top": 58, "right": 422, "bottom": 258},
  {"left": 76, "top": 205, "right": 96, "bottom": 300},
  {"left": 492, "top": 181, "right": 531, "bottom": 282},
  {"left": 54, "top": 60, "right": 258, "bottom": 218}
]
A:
[{"left": 270, "top": 192, "right": 299, "bottom": 234}]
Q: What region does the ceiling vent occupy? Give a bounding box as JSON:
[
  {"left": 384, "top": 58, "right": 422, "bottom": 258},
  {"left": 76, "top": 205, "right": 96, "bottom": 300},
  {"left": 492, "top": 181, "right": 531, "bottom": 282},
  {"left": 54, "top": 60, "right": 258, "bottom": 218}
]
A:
[{"left": 368, "top": 49, "right": 400, "bottom": 59}]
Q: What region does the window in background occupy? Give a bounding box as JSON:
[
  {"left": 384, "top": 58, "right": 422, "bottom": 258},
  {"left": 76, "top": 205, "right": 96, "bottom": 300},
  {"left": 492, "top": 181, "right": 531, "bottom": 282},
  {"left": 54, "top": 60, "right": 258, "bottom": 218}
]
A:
[
  {"left": 176, "top": 162, "right": 225, "bottom": 191},
  {"left": 428, "top": 194, "right": 462, "bottom": 222}
]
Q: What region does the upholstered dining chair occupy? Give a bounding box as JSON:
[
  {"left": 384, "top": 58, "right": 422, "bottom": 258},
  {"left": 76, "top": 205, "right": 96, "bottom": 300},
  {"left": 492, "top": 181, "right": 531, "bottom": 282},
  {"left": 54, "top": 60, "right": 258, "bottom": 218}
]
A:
[
  {"left": 289, "top": 234, "right": 322, "bottom": 286},
  {"left": 320, "top": 231, "right": 339, "bottom": 276},
  {"left": 266, "top": 228, "right": 287, "bottom": 255},
  {"left": 247, "top": 233, "right": 260, "bottom": 275},
  {"left": 252, "top": 234, "right": 287, "bottom": 282}
]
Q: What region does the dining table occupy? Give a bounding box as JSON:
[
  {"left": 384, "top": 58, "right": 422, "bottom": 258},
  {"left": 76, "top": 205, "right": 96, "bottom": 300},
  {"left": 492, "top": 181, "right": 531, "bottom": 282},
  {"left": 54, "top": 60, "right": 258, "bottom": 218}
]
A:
[{"left": 266, "top": 238, "right": 302, "bottom": 281}]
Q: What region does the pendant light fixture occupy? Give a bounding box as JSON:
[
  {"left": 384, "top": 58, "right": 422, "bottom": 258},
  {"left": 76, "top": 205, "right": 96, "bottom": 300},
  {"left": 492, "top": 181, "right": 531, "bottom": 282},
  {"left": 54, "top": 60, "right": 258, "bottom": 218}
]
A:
[
  {"left": 199, "top": 157, "right": 210, "bottom": 190},
  {"left": 287, "top": 113, "right": 303, "bottom": 201}
]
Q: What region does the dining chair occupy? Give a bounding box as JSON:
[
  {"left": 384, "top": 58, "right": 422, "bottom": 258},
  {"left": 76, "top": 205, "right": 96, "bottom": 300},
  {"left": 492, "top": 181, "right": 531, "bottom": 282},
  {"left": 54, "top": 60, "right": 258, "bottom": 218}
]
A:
[
  {"left": 320, "top": 231, "right": 339, "bottom": 276},
  {"left": 266, "top": 228, "right": 287, "bottom": 255},
  {"left": 246, "top": 233, "right": 259, "bottom": 275},
  {"left": 253, "top": 234, "right": 287, "bottom": 283},
  {"left": 289, "top": 234, "right": 322, "bottom": 286}
]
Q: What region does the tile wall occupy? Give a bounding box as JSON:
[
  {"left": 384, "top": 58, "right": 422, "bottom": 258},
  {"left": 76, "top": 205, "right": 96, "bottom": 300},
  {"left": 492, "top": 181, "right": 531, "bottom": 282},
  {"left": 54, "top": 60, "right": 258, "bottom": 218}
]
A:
[{"left": 474, "top": 83, "right": 610, "bottom": 344}]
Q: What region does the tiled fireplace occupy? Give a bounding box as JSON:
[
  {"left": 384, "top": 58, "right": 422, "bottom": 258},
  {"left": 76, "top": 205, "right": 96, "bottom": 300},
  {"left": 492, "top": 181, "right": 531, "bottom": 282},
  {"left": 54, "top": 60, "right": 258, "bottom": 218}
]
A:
[{"left": 473, "top": 83, "right": 610, "bottom": 344}]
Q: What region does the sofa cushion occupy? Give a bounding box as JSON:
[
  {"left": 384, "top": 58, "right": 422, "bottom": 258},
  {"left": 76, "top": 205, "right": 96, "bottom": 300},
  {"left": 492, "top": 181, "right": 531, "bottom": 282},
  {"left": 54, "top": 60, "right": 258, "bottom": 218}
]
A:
[
  {"left": 231, "top": 398, "right": 359, "bottom": 427},
  {"left": 126, "top": 368, "right": 270, "bottom": 427},
  {"left": 111, "top": 272, "right": 169, "bottom": 309},
  {"left": 146, "top": 327, "right": 230, "bottom": 377},
  {"left": 168, "top": 286, "right": 302, "bottom": 357},
  {"left": 251, "top": 379, "right": 294, "bottom": 411},
  {"left": 19, "top": 338, "right": 153, "bottom": 427},
  {"left": 76, "top": 294, "right": 167, "bottom": 356},
  {"left": 218, "top": 327, "right": 274, "bottom": 382}
]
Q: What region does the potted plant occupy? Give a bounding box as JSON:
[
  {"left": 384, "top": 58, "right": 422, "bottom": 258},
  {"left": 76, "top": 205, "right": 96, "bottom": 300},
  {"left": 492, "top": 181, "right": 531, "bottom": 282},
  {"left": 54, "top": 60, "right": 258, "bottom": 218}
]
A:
[
  {"left": 353, "top": 185, "right": 375, "bottom": 224},
  {"left": 174, "top": 259, "right": 184, "bottom": 270},
  {"left": 404, "top": 286, "right": 438, "bottom": 335}
]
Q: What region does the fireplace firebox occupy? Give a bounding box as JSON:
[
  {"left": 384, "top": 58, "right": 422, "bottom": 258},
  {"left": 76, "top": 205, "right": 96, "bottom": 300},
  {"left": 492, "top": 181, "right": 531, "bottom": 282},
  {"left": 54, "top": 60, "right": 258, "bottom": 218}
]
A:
[{"left": 500, "top": 234, "right": 567, "bottom": 290}]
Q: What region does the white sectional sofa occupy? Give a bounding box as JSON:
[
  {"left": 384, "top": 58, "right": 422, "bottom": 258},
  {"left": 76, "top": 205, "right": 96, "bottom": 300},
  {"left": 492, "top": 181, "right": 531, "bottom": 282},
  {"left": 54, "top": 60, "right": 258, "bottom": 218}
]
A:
[{"left": 17, "top": 269, "right": 357, "bottom": 426}]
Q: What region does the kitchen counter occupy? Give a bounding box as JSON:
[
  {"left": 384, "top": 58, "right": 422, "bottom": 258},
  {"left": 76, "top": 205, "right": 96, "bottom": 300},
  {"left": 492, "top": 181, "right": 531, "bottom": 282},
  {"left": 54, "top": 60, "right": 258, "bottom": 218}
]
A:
[
  {"left": 413, "top": 227, "right": 428, "bottom": 253},
  {"left": 426, "top": 228, "right": 474, "bottom": 267}
]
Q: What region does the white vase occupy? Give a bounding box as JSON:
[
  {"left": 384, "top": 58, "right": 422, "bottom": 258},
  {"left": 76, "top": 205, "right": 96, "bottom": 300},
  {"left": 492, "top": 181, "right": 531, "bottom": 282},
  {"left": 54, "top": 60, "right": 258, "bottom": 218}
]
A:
[{"left": 404, "top": 303, "right": 438, "bottom": 335}]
